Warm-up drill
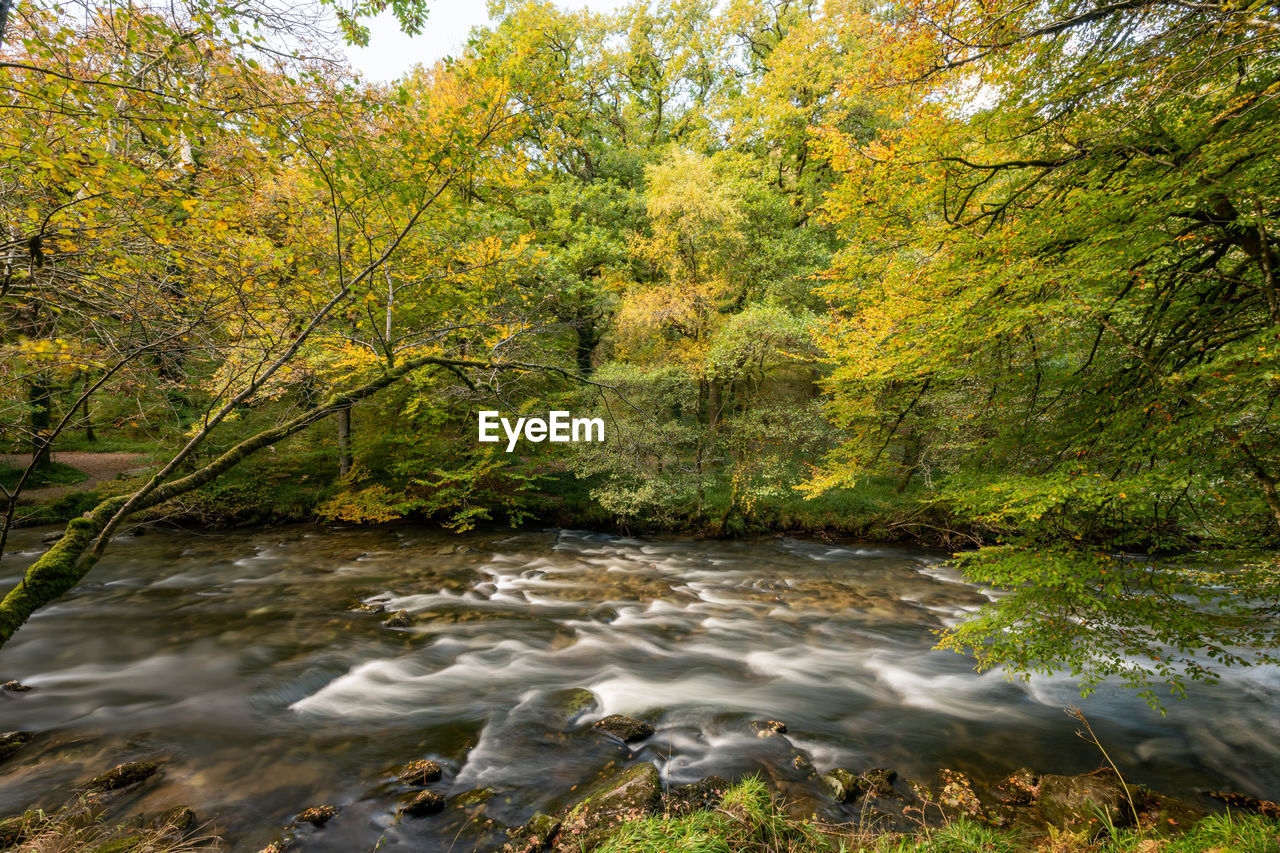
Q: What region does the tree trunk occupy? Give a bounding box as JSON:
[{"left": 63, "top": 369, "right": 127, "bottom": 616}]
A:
[
  {"left": 82, "top": 380, "right": 96, "bottom": 444},
  {"left": 896, "top": 429, "right": 924, "bottom": 494},
  {"left": 28, "top": 381, "right": 52, "bottom": 469},
  {"left": 575, "top": 319, "right": 598, "bottom": 376},
  {"left": 336, "top": 406, "right": 353, "bottom": 479}
]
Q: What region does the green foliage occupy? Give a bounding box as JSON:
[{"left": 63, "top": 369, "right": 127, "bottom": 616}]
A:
[
  {"left": 0, "top": 462, "right": 86, "bottom": 491},
  {"left": 813, "top": 0, "right": 1280, "bottom": 697},
  {"left": 596, "top": 781, "right": 1280, "bottom": 853},
  {"left": 597, "top": 776, "right": 826, "bottom": 853}
]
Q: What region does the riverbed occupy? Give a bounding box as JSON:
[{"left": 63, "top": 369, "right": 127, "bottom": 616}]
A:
[{"left": 1, "top": 524, "right": 1277, "bottom": 850}]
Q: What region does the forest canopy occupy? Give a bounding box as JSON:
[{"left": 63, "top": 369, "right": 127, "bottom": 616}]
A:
[{"left": 1, "top": 0, "right": 1278, "bottom": 703}]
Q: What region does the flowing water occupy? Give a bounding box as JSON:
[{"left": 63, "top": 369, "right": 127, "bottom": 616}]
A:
[{"left": 1, "top": 524, "right": 1278, "bottom": 851}]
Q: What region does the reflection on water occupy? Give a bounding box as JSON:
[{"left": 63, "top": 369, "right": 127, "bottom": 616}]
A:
[{"left": 0, "top": 525, "right": 1277, "bottom": 851}]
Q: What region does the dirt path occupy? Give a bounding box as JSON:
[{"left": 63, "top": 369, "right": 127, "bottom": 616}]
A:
[{"left": 1, "top": 452, "right": 151, "bottom": 501}]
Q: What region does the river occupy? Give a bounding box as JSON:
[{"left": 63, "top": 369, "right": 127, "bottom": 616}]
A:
[{"left": 1, "top": 524, "right": 1277, "bottom": 851}]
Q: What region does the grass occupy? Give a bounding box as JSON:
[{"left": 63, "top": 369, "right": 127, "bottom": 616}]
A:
[
  {"left": 0, "top": 806, "right": 220, "bottom": 853},
  {"left": 595, "top": 778, "right": 1280, "bottom": 853},
  {"left": 0, "top": 462, "right": 88, "bottom": 491}
]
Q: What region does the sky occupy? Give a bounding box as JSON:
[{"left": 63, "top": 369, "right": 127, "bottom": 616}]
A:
[{"left": 344, "top": 0, "right": 633, "bottom": 82}]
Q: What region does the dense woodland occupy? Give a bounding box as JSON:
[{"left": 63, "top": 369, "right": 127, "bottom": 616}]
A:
[{"left": 1, "top": 0, "right": 1279, "bottom": 700}]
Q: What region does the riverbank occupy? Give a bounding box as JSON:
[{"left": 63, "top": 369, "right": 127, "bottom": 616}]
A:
[
  {"left": 2, "top": 745, "right": 1277, "bottom": 853},
  {"left": 6, "top": 450, "right": 973, "bottom": 547}
]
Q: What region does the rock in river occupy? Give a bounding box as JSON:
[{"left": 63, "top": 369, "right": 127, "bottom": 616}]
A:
[
  {"left": 400, "top": 790, "right": 445, "bottom": 817},
  {"left": 383, "top": 609, "right": 414, "bottom": 628},
  {"left": 1037, "top": 771, "right": 1132, "bottom": 832},
  {"left": 996, "top": 768, "right": 1040, "bottom": 805},
  {"left": 396, "top": 758, "right": 443, "bottom": 786},
  {"left": 83, "top": 760, "right": 160, "bottom": 792},
  {"left": 503, "top": 812, "right": 561, "bottom": 853},
  {"left": 553, "top": 762, "right": 661, "bottom": 852},
  {"left": 0, "top": 731, "right": 33, "bottom": 763},
  {"left": 751, "top": 720, "right": 787, "bottom": 737},
  {"left": 295, "top": 804, "right": 338, "bottom": 827},
  {"left": 592, "top": 714, "right": 654, "bottom": 744}
]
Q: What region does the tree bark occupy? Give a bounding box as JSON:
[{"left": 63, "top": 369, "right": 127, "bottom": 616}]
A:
[
  {"left": 336, "top": 405, "right": 353, "bottom": 478},
  {"left": 28, "top": 381, "right": 51, "bottom": 469}
]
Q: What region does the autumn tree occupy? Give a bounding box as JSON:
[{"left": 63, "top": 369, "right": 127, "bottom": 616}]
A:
[
  {"left": 0, "top": 0, "right": 590, "bottom": 647},
  {"left": 813, "top": 0, "right": 1280, "bottom": 700}
]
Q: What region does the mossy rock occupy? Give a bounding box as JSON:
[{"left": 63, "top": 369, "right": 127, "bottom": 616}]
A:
[
  {"left": 503, "top": 811, "right": 561, "bottom": 853},
  {"left": 750, "top": 720, "right": 787, "bottom": 737},
  {"left": 383, "top": 610, "right": 414, "bottom": 628},
  {"left": 553, "top": 763, "right": 661, "bottom": 852},
  {"left": 83, "top": 760, "right": 160, "bottom": 792},
  {"left": 860, "top": 768, "right": 899, "bottom": 798},
  {"left": 454, "top": 788, "right": 497, "bottom": 807},
  {"left": 153, "top": 806, "right": 198, "bottom": 835},
  {"left": 400, "top": 790, "right": 445, "bottom": 818},
  {"left": 548, "top": 687, "right": 598, "bottom": 722},
  {"left": 395, "top": 759, "right": 442, "bottom": 786},
  {"left": 995, "top": 768, "right": 1040, "bottom": 804},
  {"left": 1037, "top": 772, "right": 1133, "bottom": 833},
  {"left": 822, "top": 768, "right": 864, "bottom": 803},
  {"left": 1140, "top": 790, "right": 1207, "bottom": 835},
  {"left": 0, "top": 731, "right": 33, "bottom": 763},
  {"left": 592, "top": 714, "right": 654, "bottom": 744},
  {"left": 294, "top": 804, "right": 338, "bottom": 826}
]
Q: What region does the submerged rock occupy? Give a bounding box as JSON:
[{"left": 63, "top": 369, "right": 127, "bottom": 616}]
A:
[
  {"left": 153, "top": 806, "right": 198, "bottom": 835},
  {"left": 592, "top": 714, "right": 654, "bottom": 744},
  {"left": 549, "top": 687, "right": 599, "bottom": 722},
  {"left": 295, "top": 804, "right": 338, "bottom": 827},
  {"left": 400, "top": 790, "right": 445, "bottom": 817},
  {"left": 454, "top": 787, "right": 497, "bottom": 807},
  {"left": 395, "top": 759, "right": 443, "bottom": 786},
  {"left": 0, "top": 731, "right": 33, "bottom": 763},
  {"left": 503, "top": 812, "right": 560, "bottom": 853},
  {"left": 751, "top": 720, "right": 787, "bottom": 737},
  {"left": 1037, "top": 772, "right": 1133, "bottom": 832},
  {"left": 554, "top": 763, "right": 662, "bottom": 852},
  {"left": 1206, "top": 790, "right": 1280, "bottom": 819},
  {"left": 2, "top": 680, "right": 31, "bottom": 692},
  {"left": 383, "top": 610, "right": 413, "bottom": 628},
  {"left": 83, "top": 760, "right": 160, "bottom": 792},
  {"left": 350, "top": 601, "right": 385, "bottom": 614}
]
